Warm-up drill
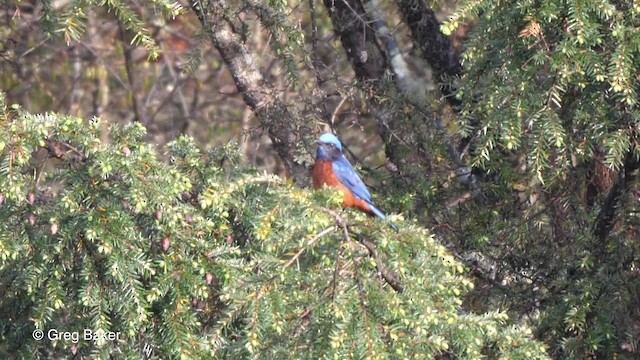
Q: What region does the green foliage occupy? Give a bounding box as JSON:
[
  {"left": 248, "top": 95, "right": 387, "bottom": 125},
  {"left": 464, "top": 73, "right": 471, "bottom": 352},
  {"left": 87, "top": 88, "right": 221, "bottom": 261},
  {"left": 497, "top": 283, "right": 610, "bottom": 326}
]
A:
[
  {"left": 60, "top": 0, "right": 88, "bottom": 45},
  {"left": 445, "top": 0, "right": 640, "bottom": 180},
  {"left": 41, "top": 0, "right": 184, "bottom": 59},
  {"left": 439, "top": 1, "right": 640, "bottom": 358},
  {"left": 0, "top": 96, "right": 220, "bottom": 357},
  {"left": 38, "top": 0, "right": 60, "bottom": 39},
  {"left": 0, "top": 96, "right": 549, "bottom": 358},
  {"left": 97, "top": 0, "right": 183, "bottom": 59}
]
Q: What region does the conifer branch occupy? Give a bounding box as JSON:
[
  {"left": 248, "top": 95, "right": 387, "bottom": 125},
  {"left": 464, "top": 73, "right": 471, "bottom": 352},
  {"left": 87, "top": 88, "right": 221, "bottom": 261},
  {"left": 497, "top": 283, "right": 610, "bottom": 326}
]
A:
[
  {"left": 283, "top": 226, "right": 336, "bottom": 269},
  {"left": 356, "top": 236, "right": 404, "bottom": 293},
  {"left": 321, "top": 207, "right": 404, "bottom": 293},
  {"left": 44, "top": 140, "right": 86, "bottom": 163}
]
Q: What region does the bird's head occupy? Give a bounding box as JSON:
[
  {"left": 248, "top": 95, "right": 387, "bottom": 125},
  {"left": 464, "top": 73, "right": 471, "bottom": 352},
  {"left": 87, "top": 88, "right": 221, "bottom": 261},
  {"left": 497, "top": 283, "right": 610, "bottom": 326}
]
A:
[{"left": 316, "top": 133, "right": 343, "bottom": 161}]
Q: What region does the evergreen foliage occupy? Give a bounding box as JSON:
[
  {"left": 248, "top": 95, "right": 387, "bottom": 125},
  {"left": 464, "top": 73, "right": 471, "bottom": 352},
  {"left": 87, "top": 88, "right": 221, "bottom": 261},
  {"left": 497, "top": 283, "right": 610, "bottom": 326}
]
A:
[
  {"left": 443, "top": 0, "right": 640, "bottom": 179},
  {"left": 5, "top": 0, "right": 640, "bottom": 357},
  {"left": 0, "top": 94, "right": 549, "bottom": 358},
  {"left": 441, "top": 0, "right": 640, "bottom": 358},
  {"left": 55, "top": 0, "right": 185, "bottom": 59}
]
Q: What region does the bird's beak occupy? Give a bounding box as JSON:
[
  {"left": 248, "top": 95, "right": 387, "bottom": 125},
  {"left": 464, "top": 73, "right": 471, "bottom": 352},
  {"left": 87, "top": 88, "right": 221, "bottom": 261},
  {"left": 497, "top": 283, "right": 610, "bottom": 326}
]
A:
[{"left": 316, "top": 140, "right": 323, "bottom": 145}]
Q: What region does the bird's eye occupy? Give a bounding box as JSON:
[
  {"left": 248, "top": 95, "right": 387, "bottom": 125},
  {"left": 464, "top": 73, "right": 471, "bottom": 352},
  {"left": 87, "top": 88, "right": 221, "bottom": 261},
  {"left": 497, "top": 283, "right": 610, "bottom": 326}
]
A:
[{"left": 329, "top": 143, "right": 335, "bottom": 148}]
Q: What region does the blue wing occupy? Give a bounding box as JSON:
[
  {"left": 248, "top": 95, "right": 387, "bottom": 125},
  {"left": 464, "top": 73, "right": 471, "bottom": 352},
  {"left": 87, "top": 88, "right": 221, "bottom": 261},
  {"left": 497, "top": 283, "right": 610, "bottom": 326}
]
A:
[
  {"left": 332, "top": 155, "right": 397, "bottom": 230},
  {"left": 332, "top": 155, "right": 373, "bottom": 203}
]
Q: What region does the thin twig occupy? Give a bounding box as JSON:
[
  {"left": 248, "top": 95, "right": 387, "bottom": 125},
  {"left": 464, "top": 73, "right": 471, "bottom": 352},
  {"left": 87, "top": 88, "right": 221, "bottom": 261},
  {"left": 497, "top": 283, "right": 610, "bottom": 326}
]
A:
[
  {"left": 319, "top": 206, "right": 344, "bottom": 225},
  {"left": 356, "top": 236, "right": 404, "bottom": 293},
  {"left": 446, "top": 191, "right": 473, "bottom": 208},
  {"left": 329, "top": 96, "right": 347, "bottom": 126},
  {"left": 18, "top": 39, "right": 47, "bottom": 58},
  {"left": 79, "top": 42, "right": 128, "bottom": 88},
  {"left": 321, "top": 206, "right": 404, "bottom": 293},
  {"left": 283, "top": 226, "right": 336, "bottom": 269},
  {"left": 35, "top": 155, "right": 49, "bottom": 187},
  {"left": 308, "top": 0, "right": 323, "bottom": 84},
  {"left": 118, "top": 22, "right": 142, "bottom": 123},
  {"left": 147, "top": 67, "right": 190, "bottom": 124},
  {"left": 69, "top": 46, "right": 81, "bottom": 114},
  {"left": 331, "top": 238, "right": 342, "bottom": 301},
  {"left": 45, "top": 140, "right": 87, "bottom": 163}
]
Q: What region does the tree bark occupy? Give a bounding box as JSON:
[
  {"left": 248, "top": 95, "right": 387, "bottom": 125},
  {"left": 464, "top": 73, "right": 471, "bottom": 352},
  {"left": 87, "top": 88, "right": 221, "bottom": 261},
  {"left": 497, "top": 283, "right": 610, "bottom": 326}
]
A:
[
  {"left": 592, "top": 150, "right": 640, "bottom": 242},
  {"left": 322, "top": 0, "right": 410, "bottom": 169},
  {"left": 397, "top": 0, "right": 463, "bottom": 79},
  {"left": 324, "top": 0, "right": 478, "bottom": 195},
  {"left": 322, "top": 0, "right": 387, "bottom": 83},
  {"left": 189, "top": 0, "right": 309, "bottom": 186}
]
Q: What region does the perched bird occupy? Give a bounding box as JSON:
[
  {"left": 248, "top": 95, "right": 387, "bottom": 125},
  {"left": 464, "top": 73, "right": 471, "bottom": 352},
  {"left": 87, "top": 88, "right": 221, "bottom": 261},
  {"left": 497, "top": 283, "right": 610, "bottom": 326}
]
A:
[{"left": 312, "top": 133, "right": 398, "bottom": 231}]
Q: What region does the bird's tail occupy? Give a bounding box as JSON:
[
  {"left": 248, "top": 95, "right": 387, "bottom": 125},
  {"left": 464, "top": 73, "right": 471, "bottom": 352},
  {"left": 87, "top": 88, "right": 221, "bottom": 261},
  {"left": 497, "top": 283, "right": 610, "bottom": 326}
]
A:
[{"left": 369, "top": 205, "right": 399, "bottom": 232}]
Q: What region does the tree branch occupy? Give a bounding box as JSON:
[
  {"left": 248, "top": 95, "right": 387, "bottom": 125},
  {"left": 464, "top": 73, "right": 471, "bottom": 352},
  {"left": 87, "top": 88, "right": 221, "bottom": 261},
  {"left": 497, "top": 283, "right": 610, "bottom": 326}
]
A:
[
  {"left": 324, "top": 0, "right": 479, "bottom": 197},
  {"left": 322, "top": 0, "right": 387, "bottom": 83},
  {"left": 44, "top": 140, "right": 87, "bottom": 163},
  {"left": 188, "top": 0, "right": 310, "bottom": 186},
  {"left": 356, "top": 235, "right": 404, "bottom": 293},
  {"left": 321, "top": 207, "right": 404, "bottom": 293},
  {"left": 592, "top": 150, "right": 640, "bottom": 241},
  {"left": 118, "top": 21, "right": 143, "bottom": 124},
  {"left": 283, "top": 226, "right": 336, "bottom": 269},
  {"left": 397, "top": 0, "right": 463, "bottom": 80}
]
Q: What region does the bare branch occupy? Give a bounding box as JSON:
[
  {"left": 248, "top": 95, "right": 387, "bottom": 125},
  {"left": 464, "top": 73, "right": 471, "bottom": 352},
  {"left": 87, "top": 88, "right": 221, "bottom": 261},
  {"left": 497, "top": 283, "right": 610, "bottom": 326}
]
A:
[
  {"left": 189, "top": 0, "right": 310, "bottom": 186},
  {"left": 356, "top": 236, "right": 404, "bottom": 293},
  {"left": 44, "top": 140, "right": 86, "bottom": 163},
  {"left": 397, "top": 0, "right": 463, "bottom": 79},
  {"left": 592, "top": 150, "right": 640, "bottom": 242},
  {"left": 320, "top": 206, "right": 404, "bottom": 293},
  {"left": 118, "top": 22, "right": 143, "bottom": 124}
]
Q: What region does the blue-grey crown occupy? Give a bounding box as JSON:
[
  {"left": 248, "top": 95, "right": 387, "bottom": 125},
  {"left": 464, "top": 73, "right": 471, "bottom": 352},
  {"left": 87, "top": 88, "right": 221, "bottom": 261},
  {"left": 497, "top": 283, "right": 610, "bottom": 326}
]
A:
[{"left": 318, "top": 133, "right": 342, "bottom": 152}]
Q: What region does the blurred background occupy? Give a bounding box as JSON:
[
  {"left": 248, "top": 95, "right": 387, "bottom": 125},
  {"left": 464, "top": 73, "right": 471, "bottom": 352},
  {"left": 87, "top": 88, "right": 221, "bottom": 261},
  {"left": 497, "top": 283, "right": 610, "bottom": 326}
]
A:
[{"left": 0, "top": 0, "right": 467, "bottom": 175}]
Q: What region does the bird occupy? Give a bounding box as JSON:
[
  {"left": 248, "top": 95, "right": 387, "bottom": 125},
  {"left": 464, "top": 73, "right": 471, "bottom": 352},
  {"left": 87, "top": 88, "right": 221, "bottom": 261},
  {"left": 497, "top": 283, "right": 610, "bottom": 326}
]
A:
[{"left": 312, "top": 132, "right": 398, "bottom": 231}]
